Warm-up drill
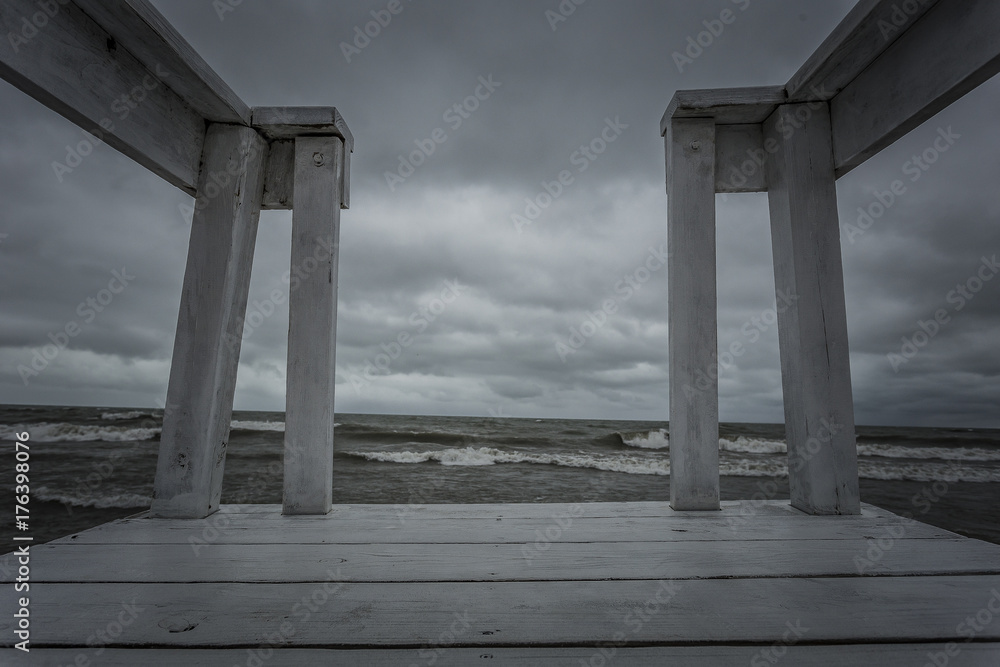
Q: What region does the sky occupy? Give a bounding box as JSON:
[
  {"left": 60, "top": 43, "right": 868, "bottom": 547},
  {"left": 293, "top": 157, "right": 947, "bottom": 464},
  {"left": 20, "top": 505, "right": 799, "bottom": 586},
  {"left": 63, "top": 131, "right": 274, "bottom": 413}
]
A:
[{"left": 1, "top": 0, "right": 998, "bottom": 426}]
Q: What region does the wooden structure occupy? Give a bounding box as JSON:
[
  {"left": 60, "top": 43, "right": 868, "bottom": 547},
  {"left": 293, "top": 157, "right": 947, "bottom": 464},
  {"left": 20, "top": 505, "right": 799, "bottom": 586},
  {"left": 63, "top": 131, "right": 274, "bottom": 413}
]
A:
[
  {"left": 3, "top": 502, "right": 1000, "bottom": 663},
  {"left": 0, "top": 0, "right": 352, "bottom": 518},
  {"left": 3, "top": 0, "right": 1000, "bottom": 663},
  {"left": 663, "top": 0, "right": 1000, "bottom": 513}
]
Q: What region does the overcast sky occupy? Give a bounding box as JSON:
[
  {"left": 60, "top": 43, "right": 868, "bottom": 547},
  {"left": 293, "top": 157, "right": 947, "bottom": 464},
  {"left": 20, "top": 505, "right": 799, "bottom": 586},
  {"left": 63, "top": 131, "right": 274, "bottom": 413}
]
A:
[{"left": 1, "top": 0, "right": 998, "bottom": 426}]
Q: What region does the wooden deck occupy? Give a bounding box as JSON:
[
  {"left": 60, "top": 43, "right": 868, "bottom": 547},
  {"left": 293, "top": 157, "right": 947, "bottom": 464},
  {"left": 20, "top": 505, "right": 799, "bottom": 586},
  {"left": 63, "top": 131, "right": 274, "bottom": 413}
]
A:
[{"left": 4, "top": 500, "right": 1000, "bottom": 665}]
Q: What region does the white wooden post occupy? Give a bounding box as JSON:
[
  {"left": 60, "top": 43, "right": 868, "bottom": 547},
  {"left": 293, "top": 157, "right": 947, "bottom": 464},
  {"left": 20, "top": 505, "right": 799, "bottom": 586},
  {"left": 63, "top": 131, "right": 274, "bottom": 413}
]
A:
[
  {"left": 150, "top": 124, "right": 267, "bottom": 518},
  {"left": 283, "top": 136, "right": 344, "bottom": 515},
  {"left": 666, "top": 118, "right": 720, "bottom": 511},
  {"left": 763, "top": 103, "right": 861, "bottom": 515}
]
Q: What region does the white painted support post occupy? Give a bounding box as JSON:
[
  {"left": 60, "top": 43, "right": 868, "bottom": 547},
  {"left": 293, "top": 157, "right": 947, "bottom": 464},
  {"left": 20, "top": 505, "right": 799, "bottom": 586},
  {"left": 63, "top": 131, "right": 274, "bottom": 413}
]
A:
[
  {"left": 763, "top": 103, "right": 861, "bottom": 515},
  {"left": 666, "top": 118, "right": 720, "bottom": 511},
  {"left": 151, "top": 124, "right": 267, "bottom": 518},
  {"left": 283, "top": 136, "right": 344, "bottom": 515}
]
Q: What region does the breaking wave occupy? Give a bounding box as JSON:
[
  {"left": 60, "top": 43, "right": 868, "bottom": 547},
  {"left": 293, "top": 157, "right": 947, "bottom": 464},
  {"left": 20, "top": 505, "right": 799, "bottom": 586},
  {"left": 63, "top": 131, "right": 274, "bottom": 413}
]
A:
[
  {"left": 0, "top": 423, "right": 160, "bottom": 443},
  {"left": 33, "top": 486, "right": 151, "bottom": 508}
]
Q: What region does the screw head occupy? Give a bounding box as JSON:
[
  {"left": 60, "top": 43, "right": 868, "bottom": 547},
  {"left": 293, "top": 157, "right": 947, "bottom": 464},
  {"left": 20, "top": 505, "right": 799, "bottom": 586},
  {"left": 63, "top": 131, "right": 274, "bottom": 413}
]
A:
[
  {"left": 690, "top": 141, "right": 700, "bottom": 151},
  {"left": 313, "top": 152, "right": 326, "bottom": 166}
]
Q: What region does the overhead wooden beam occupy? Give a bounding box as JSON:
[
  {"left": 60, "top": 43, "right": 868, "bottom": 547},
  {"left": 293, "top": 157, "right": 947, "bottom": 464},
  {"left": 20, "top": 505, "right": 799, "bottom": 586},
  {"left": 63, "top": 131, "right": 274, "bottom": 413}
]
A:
[
  {"left": 829, "top": 0, "right": 1000, "bottom": 176},
  {"left": 0, "top": 0, "right": 252, "bottom": 194},
  {"left": 714, "top": 124, "right": 767, "bottom": 194},
  {"left": 785, "top": 0, "right": 938, "bottom": 103},
  {"left": 660, "top": 86, "right": 785, "bottom": 135},
  {"left": 73, "top": 0, "right": 250, "bottom": 124}
]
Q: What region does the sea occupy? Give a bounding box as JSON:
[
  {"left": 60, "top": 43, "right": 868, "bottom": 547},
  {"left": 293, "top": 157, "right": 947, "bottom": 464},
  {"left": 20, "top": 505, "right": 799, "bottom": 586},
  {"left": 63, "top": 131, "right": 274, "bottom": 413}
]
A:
[{"left": 3, "top": 404, "right": 1000, "bottom": 553}]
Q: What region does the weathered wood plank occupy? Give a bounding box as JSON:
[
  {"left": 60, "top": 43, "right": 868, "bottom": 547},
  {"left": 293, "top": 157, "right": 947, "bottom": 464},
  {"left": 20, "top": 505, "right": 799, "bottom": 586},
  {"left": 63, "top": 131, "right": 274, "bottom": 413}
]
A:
[
  {"left": 149, "top": 125, "right": 268, "bottom": 518},
  {"left": 51, "top": 514, "right": 957, "bottom": 545},
  {"left": 830, "top": 0, "right": 1000, "bottom": 175},
  {"left": 283, "top": 136, "right": 344, "bottom": 514},
  {"left": 714, "top": 124, "right": 767, "bottom": 193},
  {"left": 73, "top": 0, "right": 249, "bottom": 123},
  {"left": 260, "top": 139, "right": 294, "bottom": 210},
  {"left": 0, "top": 0, "right": 205, "bottom": 192},
  {"left": 667, "top": 118, "right": 719, "bottom": 510},
  {"left": 17, "top": 538, "right": 1000, "bottom": 583},
  {"left": 3, "top": 576, "right": 998, "bottom": 647},
  {"left": 9, "top": 645, "right": 1000, "bottom": 667},
  {"left": 661, "top": 86, "right": 785, "bottom": 134},
  {"left": 764, "top": 103, "right": 860, "bottom": 515},
  {"left": 785, "top": 0, "right": 938, "bottom": 102}
]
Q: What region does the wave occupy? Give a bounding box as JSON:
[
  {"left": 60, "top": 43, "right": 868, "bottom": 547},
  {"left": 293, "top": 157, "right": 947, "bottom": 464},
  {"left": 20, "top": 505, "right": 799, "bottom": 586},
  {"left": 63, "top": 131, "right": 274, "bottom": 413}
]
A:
[
  {"left": 346, "top": 447, "right": 670, "bottom": 475},
  {"left": 101, "top": 410, "right": 154, "bottom": 421},
  {"left": 619, "top": 429, "right": 669, "bottom": 449},
  {"left": 346, "top": 445, "right": 1000, "bottom": 483},
  {"left": 0, "top": 423, "right": 160, "bottom": 443},
  {"left": 616, "top": 429, "right": 1000, "bottom": 463},
  {"left": 231, "top": 419, "right": 286, "bottom": 433},
  {"left": 33, "top": 486, "right": 151, "bottom": 508}
]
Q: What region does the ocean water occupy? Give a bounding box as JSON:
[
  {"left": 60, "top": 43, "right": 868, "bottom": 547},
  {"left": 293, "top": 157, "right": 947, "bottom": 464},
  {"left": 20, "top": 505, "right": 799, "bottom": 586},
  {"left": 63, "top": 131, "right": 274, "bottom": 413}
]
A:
[{"left": 3, "top": 404, "right": 1000, "bottom": 552}]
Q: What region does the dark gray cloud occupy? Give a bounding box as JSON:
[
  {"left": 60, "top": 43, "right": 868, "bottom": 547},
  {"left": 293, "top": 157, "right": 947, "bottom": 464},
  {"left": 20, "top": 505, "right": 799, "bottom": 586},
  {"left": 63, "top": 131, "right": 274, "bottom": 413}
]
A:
[{"left": 1, "top": 0, "right": 997, "bottom": 426}]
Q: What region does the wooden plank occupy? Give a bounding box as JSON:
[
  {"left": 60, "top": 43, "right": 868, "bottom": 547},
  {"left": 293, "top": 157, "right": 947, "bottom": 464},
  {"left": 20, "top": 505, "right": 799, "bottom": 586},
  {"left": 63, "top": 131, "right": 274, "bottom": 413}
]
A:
[
  {"left": 714, "top": 124, "right": 767, "bottom": 193},
  {"left": 785, "top": 0, "right": 938, "bottom": 102},
  {"left": 254, "top": 107, "right": 353, "bottom": 209},
  {"left": 149, "top": 125, "right": 268, "bottom": 518},
  {"left": 18, "top": 538, "right": 1000, "bottom": 583},
  {"left": 0, "top": 0, "right": 205, "bottom": 192},
  {"left": 129, "top": 500, "right": 892, "bottom": 520},
  {"left": 10, "top": 645, "right": 1000, "bottom": 667},
  {"left": 666, "top": 118, "right": 719, "bottom": 510},
  {"left": 661, "top": 86, "right": 785, "bottom": 134},
  {"left": 52, "top": 514, "right": 957, "bottom": 545},
  {"left": 283, "top": 136, "right": 344, "bottom": 514},
  {"left": 764, "top": 103, "right": 860, "bottom": 515},
  {"left": 830, "top": 0, "right": 1000, "bottom": 175},
  {"left": 3, "top": 576, "right": 999, "bottom": 646},
  {"left": 72, "top": 0, "right": 249, "bottom": 123},
  {"left": 261, "top": 139, "right": 294, "bottom": 210}
]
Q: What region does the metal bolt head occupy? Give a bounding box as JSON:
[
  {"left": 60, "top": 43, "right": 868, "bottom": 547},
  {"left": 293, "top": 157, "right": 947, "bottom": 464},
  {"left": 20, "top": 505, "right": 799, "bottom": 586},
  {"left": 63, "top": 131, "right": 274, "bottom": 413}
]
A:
[
  {"left": 313, "top": 152, "right": 326, "bottom": 166},
  {"left": 690, "top": 141, "right": 700, "bottom": 151}
]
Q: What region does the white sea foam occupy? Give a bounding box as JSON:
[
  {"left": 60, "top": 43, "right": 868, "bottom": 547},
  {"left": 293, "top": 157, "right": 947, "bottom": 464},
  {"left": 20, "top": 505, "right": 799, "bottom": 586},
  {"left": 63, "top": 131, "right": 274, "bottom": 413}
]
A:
[
  {"left": 231, "top": 420, "right": 286, "bottom": 433},
  {"left": 33, "top": 486, "right": 151, "bottom": 508},
  {"left": 100, "top": 410, "right": 152, "bottom": 421},
  {"left": 0, "top": 423, "right": 160, "bottom": 443},
  {"left": 857, "top": 443, "right": 1000, "bottom": 462},
  {"left": 719, "top": 436, "right": 786, "bottom": 455},
  {"left": 621, "top": 429, "right": 669, "bottom": 449},
  {"left": 347, "top": 447, "right": 671, "bottom": 475}
]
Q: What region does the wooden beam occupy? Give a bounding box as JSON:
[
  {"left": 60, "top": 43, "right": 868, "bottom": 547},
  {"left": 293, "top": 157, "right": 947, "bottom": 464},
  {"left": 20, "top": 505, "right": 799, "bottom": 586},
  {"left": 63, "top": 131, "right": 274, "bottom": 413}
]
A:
[
  {"left": 150, "top": 124, "right": 267, "bottom": 518},
  {"left": 661, "top": 86, "right": 785, "bottom": 135},
  {"left": 763, "top": 103, "right": 860, "bottom": 515},
  {"left": 283, "top": 136, "right": 344, "bottom": 515},
  {"left": 785, "top": 0, "right": 938, "bottom": 103},
  {"left": 0, "top": 0, "right": 208, "bottom": 193},
  {"left": 254, "top": 107, "right": 353, "bottom": 209},
  {"left": 72, "top": 0, "right": 249, "bottom": 124},
  {"left": 830, "top": 0, "right": 1000, "bottom": 175},
  {"left": 666, "top": 118, "right": 719, "bottom": 511},
  {"left": 714, "top": 124, "right": 767, "bottom": 193}
]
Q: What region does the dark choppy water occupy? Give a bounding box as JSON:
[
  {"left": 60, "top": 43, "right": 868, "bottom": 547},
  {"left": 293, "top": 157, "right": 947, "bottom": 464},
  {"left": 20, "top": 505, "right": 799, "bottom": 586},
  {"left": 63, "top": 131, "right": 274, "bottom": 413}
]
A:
[{"left": 2, "top": 405, "right": 1000, "bottom": 551}]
